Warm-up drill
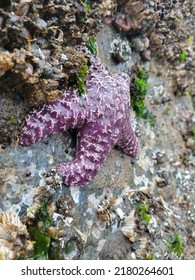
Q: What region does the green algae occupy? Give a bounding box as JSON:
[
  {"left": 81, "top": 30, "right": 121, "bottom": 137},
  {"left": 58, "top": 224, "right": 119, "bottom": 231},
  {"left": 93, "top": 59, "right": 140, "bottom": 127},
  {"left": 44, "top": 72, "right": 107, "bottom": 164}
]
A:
[
  {"left": 167, "top": 233, "right": 184, "bottom": 257},
  {"left": 131, "top": 67, "right": 156, "bottom": 126},
  {"left": 76, "top": 58, "right": 88, "bottom": 96}
]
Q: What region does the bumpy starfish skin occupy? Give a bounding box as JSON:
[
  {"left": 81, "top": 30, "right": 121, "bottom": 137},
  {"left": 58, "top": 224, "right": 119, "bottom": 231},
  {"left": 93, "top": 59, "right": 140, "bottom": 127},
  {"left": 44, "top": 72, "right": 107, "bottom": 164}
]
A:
[{"left": 20, "top": 57, "right": 139, "bottom": 186}]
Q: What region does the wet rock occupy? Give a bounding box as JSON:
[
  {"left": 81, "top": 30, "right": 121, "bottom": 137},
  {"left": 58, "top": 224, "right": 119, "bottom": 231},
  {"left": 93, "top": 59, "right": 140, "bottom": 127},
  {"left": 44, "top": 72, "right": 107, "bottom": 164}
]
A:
[
  {"left": 132, "top": 37, "right": 150, "bottom": 52},
  {"left": 118, "top": 0, "right": 157, "bottom": 33},
  {"left": 0, "top": 0, "right": 104, "bottom": 107},
  {"left": 149, "top": 84, "right": 171, "bottom": 105},
  {"left": 155, "top": 176, "right": 167, "bottom": 188},
  {"left": 152, "top": 150, "right": 166, "bottom": 165},
  {"left": 0, "top": 91, "right": 25, "bottom": 144},
  {"left": 140, "top": 49, "right": 151, "bottom": 61},
  {"left": 56, "top": 195, "right": 76, "bottom": 218},
  {"left": 157, "top": 169, "right": 170, "bottom": 186},
  {"left": 149, "top": 0, "right": 195, "bottom": 95},
  {"left": 110, "top": 36, "right": 131, "bottom": 63},
  {"left": 99, "top": 231, "right": 132, "bottom": 260},
  {"left": 0, "top": 0, "right": 195, "bottom": 261},
  {"left": 186, "top": 138, "right": 195, "bottom": 150},
  {"left": 50, "top": 226, "right": 85, "bottom": 260}
]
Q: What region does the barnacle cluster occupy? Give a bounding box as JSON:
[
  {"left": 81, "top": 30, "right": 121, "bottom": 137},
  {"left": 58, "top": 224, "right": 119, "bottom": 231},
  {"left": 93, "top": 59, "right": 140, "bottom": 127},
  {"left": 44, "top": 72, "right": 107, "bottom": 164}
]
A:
[
  {"left": 19, "top": 173, "right": 85, "bottom": 260},
  {"left": 98, "top": 0, "right": 117, "bottom": 18},
  {"left": 0, "top": 0, "right": 116, "bottom": 145},
  {"left": 88, "top": 186, "right": 167, "bottom": 260},
  {"left": 148, "top": 0, "right": 195, "bottom": 95},
  {"left": 0, "top": 91, "right": 25, "bottom": 144},
  {"left": 0, "top": 0, "right": 107, "bottom": 108},
  {"left": 0, "top": 211, "right": 33, "bottom": 260},
  {"left": 107, "top": 1, "right": 194, "bottom": 97},
  {"left": 116, "top": 0, "right": 157, "bottom": 33}
]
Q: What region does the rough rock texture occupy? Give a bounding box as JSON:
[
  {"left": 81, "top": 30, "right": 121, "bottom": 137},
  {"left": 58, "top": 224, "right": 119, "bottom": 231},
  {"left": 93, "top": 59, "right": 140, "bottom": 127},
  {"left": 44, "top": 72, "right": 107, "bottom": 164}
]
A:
[
  {"left": 99, "top": 231, "right": 132, "bottom": 260},
  {"left": 0, "top": 91, "right": 25, "bottom": 144},
  {"left": 0, "top": 0, "right": 195, "bottom": 260},
  {"left": 0, "top": 0, "right": 105, "bottom": 107},
  {"left": 0, "top": 0, "right": 119, "bottom": 146}
]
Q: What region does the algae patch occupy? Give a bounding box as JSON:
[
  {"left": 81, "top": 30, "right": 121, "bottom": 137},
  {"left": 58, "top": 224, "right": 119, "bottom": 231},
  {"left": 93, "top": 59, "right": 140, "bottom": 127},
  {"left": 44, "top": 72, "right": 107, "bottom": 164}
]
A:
[
  {"left": 167, "top": 233, "right": 184, "bottom": 257},
  {"left": 131, "top": 67, "right": 156, "bottom": 126}
]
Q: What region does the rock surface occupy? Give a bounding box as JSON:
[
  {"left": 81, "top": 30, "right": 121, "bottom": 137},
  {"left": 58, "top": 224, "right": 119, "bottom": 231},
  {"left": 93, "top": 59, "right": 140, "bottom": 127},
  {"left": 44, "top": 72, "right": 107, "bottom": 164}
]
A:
[{"left": 0, "top": 0, "right": 195, "bottom": 260}]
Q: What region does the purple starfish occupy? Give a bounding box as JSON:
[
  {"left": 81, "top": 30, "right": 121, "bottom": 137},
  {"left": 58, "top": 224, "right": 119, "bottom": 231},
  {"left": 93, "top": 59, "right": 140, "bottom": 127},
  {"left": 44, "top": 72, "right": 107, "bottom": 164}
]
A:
[{"left": 19, "top": 56, "right": 139, "bottom": 186}]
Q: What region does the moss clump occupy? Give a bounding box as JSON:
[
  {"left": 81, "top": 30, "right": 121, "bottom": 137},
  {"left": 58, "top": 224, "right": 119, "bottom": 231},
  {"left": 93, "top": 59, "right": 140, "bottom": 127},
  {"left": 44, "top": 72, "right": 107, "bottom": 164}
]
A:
[
  {"left": 64, "top": 241, "right": 75, "bottom": 255},
  {"left": 137, "top": 203, "right": 151, "bottom": 226},
  {"left": 145, "top": 254, "right": 156, "bottom": 260},
  {"left": 167, "top": 233, "right": 184, "bottom": 257},
  {"left": 84, "top": 0, "right": 91, "bottom": 13},
  {"left": 131, "top": 67, "right": 148, "bottom": 118},
  {"left": 188, "top": 90, "right": 193, "bottom": 97},
  {"left": 131, "top": 67, "right": 156, "bottom": 126},
  {"left": 87, "top": 37, "right": 97, "bottom": 55},
  {"left": 76, "top": 58, "right": 88, "bottom": 96},
  {"left": 179, "top": 50, "right": 187, "bottom": 62},
  {"left": 30, "top": 227, "right": 51, "bottom": 260},
  {"left": 39, "top": 199, "right": 52, "bottom": 230},
  {"left": 188, "top": 35, "right": 193, "bottom": 44},
  {"left": 29, "top": 199, "right": 53, "bottom": 260},
  {"left": 191, "top": 128, "right": 195, "bottom": 140},
  {"left": 6, "top": 115, "right": 17, "bottom": 121},
  {"left": 148, "top": 114, "right": 156, "bottom": 127}
]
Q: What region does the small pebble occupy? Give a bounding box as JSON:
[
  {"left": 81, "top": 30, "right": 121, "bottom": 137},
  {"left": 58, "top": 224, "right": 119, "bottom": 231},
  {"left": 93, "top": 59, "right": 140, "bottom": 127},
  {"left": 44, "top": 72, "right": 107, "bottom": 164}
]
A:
[
  {"left": 35, "top": 18, "right": 47, "bottom": 29},
  {"left": 141, "top": 49, "right": 151, "bottom": 61},
  {"left": 186, "top": 138, "right": 195, "bottom": 149}
]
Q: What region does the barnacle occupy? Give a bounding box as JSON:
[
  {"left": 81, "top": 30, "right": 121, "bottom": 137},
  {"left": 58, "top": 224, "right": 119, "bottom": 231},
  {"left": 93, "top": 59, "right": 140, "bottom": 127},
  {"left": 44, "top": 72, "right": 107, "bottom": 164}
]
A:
[
  {"left": 0, "top": 0, "right": 103, "bottom": 108},
  {"left": 0, "top": 212, "right": 33, "bottom": 260},
  {"left": 0, "top": 51, "right": 14, "bottom": 76},
  {"left": 117, "top": 0, "right": 156, "bottom": 33}
]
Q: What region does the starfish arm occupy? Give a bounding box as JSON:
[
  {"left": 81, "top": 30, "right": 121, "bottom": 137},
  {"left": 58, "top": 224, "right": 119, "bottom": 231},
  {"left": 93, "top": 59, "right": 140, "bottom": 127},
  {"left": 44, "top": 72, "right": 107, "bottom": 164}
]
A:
[
  {"left": 19, "top": 91, "right": 86, "bottom": 146},
  {"left": 116, "top": 118, "right": 139, "bottom": 157},
  {"left": 56, "top": 121, "right": 118, "bottom": 186}
]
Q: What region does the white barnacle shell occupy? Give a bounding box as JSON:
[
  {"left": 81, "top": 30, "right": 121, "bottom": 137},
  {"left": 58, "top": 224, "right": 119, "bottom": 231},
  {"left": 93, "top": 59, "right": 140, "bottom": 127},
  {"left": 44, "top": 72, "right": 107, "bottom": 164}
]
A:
[
  {"left": 0, "top": 212, "right": 33, "bottom": 260},
  {"left": 121, "top": 209, "right": 136, "bottom": 242},
  {"left": 0, "top": 212, "right": 27, "bottom": 236},
  {"left": 116, "top": 208, "right": 124, "bottom": 220},
  {"left": 70, "top": 186, "right": 80, "bottom": 204}
]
